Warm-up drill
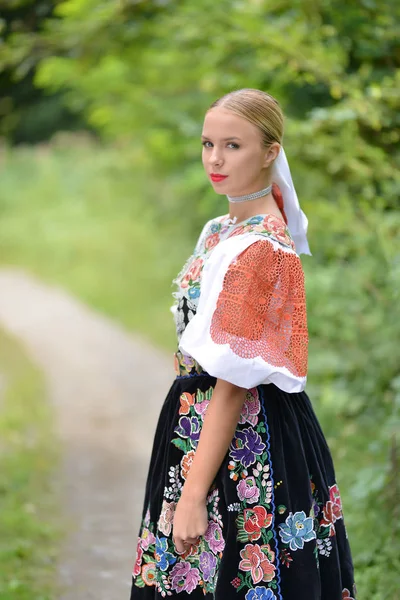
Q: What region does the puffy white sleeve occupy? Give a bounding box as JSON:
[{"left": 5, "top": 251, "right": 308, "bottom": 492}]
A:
[{"left": 178, "top": 234, "right": 308, "bottom": 392}]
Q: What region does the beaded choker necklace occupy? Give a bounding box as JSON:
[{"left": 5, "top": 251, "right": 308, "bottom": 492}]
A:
[{"left": 227, "top": 184, "right": 272, "bottom": 203}]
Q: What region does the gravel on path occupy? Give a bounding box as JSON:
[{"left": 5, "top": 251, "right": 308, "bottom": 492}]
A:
[{"left": 0, "top": 269, "right": 172, "bottom": 599}]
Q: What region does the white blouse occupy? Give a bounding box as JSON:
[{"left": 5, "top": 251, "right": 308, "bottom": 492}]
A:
[{"left": 172, "top": 213, "right": 308, "bottom": 393}]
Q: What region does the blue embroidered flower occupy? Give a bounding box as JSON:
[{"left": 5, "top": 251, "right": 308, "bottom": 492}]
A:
[
  {"left": 188, "top": 286, "right": 201, "bottom": 299},
  {"left": 210, "top": 222, "right": 222, "bottom": 233},
  {"left": 278, "top": 511, "right": 316, "bottom": 551},
  {"left": 247, "top": 216, "right": 264, "bottom": 225},
  {"left": 230, "top": 428, "right": 266, "bottom": 467},
  {"left": 245, "top": 587, "right": 277, "bottom": 600},
  {"left": 155, "top": 536, "right": 176, "bottom": 571}
]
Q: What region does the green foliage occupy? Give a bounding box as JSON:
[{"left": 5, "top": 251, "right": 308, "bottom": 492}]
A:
[
  {"left": 0, "top": 0, "right": 85, "bottom": 142},
  {"left": 0, "top": 141, "right": 399, "bottom": 597},
  {"left": 34, "top": 0, "right": 400, "bottom": 215},
  {"left": 0, "top": 327, "right": 59, "bottom": 599},
  {"left": 305, "top": 199, "right": 400, "bottom": 597}
]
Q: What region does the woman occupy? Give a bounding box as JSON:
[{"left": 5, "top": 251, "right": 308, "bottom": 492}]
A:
[{"left": 130, "top": 89, "right": 356, "bottom": 600}]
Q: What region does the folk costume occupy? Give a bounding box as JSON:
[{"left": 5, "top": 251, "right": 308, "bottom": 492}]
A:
[{"left": 130, "top": 149, "right": 356, "bottom": 600}]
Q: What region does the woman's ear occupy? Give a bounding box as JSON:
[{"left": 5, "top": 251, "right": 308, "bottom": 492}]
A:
[{"left": 263, "top": 142, "right": 281, "bottom": 168}]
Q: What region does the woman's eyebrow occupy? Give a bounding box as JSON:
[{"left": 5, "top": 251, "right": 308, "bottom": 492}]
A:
[{"left": 201, "top": 135, "right": 242, "bottom": 141}]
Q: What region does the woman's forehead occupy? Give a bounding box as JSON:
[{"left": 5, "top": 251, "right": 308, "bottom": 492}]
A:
[{"left": 202, "top": 108, "right": 259, "bottom": 139}]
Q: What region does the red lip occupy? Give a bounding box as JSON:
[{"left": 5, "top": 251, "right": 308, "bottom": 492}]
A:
[{"left": 210, "top": 173, "right": 228, "bottom": 182}]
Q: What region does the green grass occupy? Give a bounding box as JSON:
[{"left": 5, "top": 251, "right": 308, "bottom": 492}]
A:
[{"left": 0, "top": 328, "right": 59, "bottom": 600}]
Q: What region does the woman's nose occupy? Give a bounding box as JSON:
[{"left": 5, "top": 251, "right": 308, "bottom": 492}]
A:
[{"left": 210, "top": 148, "right": 223, "bottom": 166}]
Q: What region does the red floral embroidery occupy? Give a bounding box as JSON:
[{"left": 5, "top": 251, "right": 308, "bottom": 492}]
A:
[
  {"left": 321, "top": 484, "right": 343, "bottom": 535},
  {"left": 205, "top": 233, "right": 220, "bottom": 251},
  {"left": 329, "top": 484, "right": 343, "bottom": 511},
  {"left": 242, "top": 506, "right": 273, "bottom": 542},
  {"left": 181, "top": 449, "right": 196, "bottom": 479},
  {"left": 239, "top": 543, "right": 276, "bottom": 584},
  {"left": 231, "top": 577, "right": 241, "bottom": 589}
]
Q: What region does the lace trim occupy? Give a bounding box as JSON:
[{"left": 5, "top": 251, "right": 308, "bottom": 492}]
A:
[{"left": 210, "top": 240, "right": 308, "bottom": 377}]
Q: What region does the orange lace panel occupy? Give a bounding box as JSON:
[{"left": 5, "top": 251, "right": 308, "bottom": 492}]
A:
[{"left": 210, "top": 240, "right": 308, "bottom": 377}]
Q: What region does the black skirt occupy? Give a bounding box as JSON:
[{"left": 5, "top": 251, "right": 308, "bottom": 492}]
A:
[{"left": 130, "top": 359, "right": 356, "bottom": 600}]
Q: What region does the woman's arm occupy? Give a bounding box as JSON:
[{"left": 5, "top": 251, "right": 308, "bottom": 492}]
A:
[{"left": 172, "top": 378, "right": 247, "bottom": 552}]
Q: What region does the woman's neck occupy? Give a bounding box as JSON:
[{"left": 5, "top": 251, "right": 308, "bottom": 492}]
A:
[{"left": 227, "top": 192, "right": 283, "bottom": 223}]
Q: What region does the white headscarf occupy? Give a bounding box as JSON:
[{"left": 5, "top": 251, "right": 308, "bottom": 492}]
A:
[{"left": 272, "top": 148, "right": 311, "bottom": 256}]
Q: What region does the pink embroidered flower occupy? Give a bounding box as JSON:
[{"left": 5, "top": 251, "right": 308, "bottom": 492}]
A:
[
  {"left": 342, "top": 588, "right": 355, "bottom": 600},
  {"left": 144, "top": 508, "right": 151, "bottom": 527},
  {"left": 140, "top": 527, "right": 156, "bottom": 550},
  {"left": 274, "top": 230, "right": 291, "bottom": 245},
  {"left": 158, "top": 500, "right": 176, "bottom": 536},
  {"left": 204, "top": 521, "right": 225, "bottom": 554},
  {"left": 132, "top": 538, "right": 143, "bottom": 577},
  {"left": 193, "top": 398, "right": 210, "bottom": 417},
  {"left": 239, "top": 543, "right": 276, "bottom": 584},
  {"left": 187, "top": 257, "right": 203, "bottom": 281},
  {"left": 239, "top": 389, "right": 261, "bottom": 426},
  {"left": 263, "top": 215, "right": 292, "bottom": 245},
  {"left": 180, "top": 257, "right": 204, "bottom": 290},
  {"left": 205, "top": 232, "right": 220, "bottom": 251},
  {"left": 180, "top": 272, "right": 191, "bottom": 289},
  {"left": 237, "top": 476, "right": 260, "bottom": 504},
  {"left": 170, "top": 561, "right": 200, "bottom": 593},
  {"left": 228, "top": 224, "right": 252, "bottom": 238}
]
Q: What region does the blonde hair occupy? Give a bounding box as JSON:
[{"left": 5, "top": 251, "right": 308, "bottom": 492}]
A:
[{"left": 209, "top": 88, "right": 284, "bottom": 147}]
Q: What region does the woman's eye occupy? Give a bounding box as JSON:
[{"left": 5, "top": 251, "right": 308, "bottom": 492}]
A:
[{"left": 201, "top": 141, "right": 239, "bottom": 149}]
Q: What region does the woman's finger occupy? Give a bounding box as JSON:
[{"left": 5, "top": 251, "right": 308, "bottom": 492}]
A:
[
  {"left": 184, "top": 536, "right": 200, "bottom": 546},
  {"left": 173, "top": 536, "right": 186, "bottom": 554}
]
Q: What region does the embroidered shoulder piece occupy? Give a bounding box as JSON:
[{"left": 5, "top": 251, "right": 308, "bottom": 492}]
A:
[
  {"left": 227, "top": 214, "right": 295, "bottom": 251},
  {"left": 210, "top": 239, "right": 308, "bottom": 378}
]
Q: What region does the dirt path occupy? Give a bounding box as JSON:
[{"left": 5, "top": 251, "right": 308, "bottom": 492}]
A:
[{"left": 0, "top": 268, "right": 172, "bottom": 599}]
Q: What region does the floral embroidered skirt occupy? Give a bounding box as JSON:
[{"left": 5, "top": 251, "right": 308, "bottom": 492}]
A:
[{"left": 130, "top": 362, "right": 356, "bottom": 600}]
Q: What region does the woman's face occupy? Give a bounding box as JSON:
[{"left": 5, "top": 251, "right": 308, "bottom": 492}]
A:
[{"left": 201, "top": 107, "right": 280, "bottom": 197}]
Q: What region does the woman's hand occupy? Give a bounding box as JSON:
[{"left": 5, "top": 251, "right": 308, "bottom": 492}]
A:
[
  {"left": 172, "top": 379, "right": 247, "bottom": 554},
  {"left": 172, "top": 494, "right": 208, "bottom": 554}
]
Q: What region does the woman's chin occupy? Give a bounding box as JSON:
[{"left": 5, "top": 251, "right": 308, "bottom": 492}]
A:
[{"left": 210, "top": 184, "right": 229, "bottom": 196}]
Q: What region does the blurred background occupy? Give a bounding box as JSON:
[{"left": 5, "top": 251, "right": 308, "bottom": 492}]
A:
[{"left": 0, "top": 0, "right": 399, "bottom": 598}]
